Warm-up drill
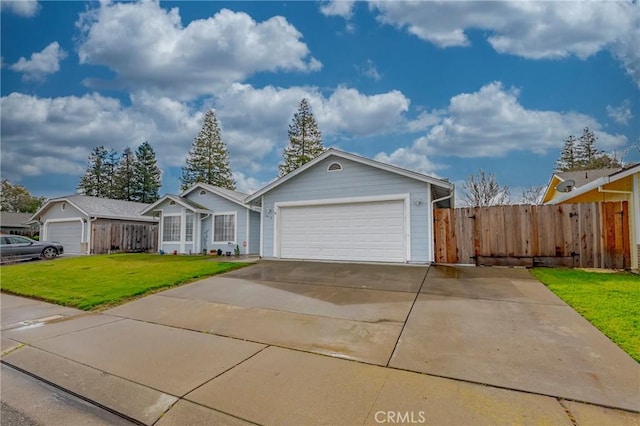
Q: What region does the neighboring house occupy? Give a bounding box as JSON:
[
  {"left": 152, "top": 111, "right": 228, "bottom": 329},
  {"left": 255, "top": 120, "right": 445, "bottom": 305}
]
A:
[
  {"left": 141, "top": 183, "right": 260, "bottom": 256},
  {"left": 30, "top": 195, "right": 158, "bottom": 254},
  {"left": 0, "top": 212, "right": 36, "bottom": 236},
  {"left": 245, "top": 148, "right": 454, "bottom": 264},
  {"left": 542, "top": 164, "right": 640, "bottom": 270}
]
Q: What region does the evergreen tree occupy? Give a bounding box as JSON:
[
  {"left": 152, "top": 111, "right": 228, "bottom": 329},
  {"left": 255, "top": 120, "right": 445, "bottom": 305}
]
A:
[
  {"left": 576, "top": 127, "right": 599, "bottom": 167},
  {"left": 77, "top": 146, "right": 109, "bottom": 197},
  {"left": 114, "top": 147, "right": 137, "bottom": 201},
  {"left": 104, "top": 149, "right": 120, "bottom": 198},
  {"left": 134, "top": 142, "right": 161, "bottom": 203},
  {"left": 180, "top": 110, "right": 235, "bottom": 190},
  {"left": 555, "top": 135, "right": 579, "bottom": 172},
  {"left": 278, "top": 98, "right": 324, "bottom": 177},
  {"left": 555, "top": 128, "right": 621, "bottom": 172}
]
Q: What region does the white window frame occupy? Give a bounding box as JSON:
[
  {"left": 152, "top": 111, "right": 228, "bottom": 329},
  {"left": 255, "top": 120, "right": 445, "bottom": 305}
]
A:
[
  {"left": 162, "top": 214, "right": 181, "bottom": 243},
  {"left": 212, "top": 211, "right": 237, "bottom": 243},
  {"left": 185, "top": 213, "right": 194, "bottom": 242}
]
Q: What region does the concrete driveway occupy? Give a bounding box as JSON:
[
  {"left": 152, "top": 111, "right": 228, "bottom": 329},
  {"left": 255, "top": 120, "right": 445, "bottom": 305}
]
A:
[{"left": 2, "top": 261, "right": 638, "bottom": 425}]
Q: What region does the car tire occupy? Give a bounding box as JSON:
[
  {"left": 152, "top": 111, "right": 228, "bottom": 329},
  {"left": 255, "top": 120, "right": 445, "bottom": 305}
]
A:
[{"left": 41, "top": 247, "right": 58, "bottom": 260}]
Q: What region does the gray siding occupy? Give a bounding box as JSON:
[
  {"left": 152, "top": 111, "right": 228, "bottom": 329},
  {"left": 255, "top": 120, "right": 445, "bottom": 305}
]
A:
[
  {"left": 185, "top": 191, "right": 249, "bottom": 254},
  {"left": 262, "top": 156, "right": 432, "bottom": 262},
  {"left": 37, "top": 201, "right": 86, "bottom": 221},
  {"left": 249, "top": 210, "right": 261, "bottom": 254}
]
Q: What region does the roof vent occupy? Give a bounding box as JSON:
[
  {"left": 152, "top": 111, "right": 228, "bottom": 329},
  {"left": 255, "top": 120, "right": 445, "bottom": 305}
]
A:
[{"left": 327, "top": 162, "right": 343, "bottom": 172}]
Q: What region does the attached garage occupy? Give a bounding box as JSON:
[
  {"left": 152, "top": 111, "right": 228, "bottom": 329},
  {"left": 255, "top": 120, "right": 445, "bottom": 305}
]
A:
[
  {"left": 247, "top": 149, "right": 454, "bottom": 264},
  {"left": 277, "top": 199, "right": 407, "bottom": 263},
  {"left": 45, "top": 220, "right": 83, "bottom": 254}
]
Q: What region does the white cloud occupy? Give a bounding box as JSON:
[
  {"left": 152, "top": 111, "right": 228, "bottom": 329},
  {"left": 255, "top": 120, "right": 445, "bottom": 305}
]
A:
[
  {"left": 371, "top": 1, "right": 640, "bottom": 86},
  {"left": 1, "top": 0, "right": 40, "bottom": 17},
  {"left": 233, "top": 172, "right": 271, "bottom": 194},
  {"left": 10, "top": 42, "right": 67, "bottom": 81},
  {"left": 359, "top": 59, "right": 382, "bottom": 81},
  {"left": 1, "top": 84, "right": 413, "bottom": 184},
  {"left": 377, "top": 81, "right": 627, "bottom": 172},
  {"left": 319, "top": 1, "right": 355, "bottom": 18},
  {"left": 607, "top": 101, "right": 633, "bottom": 125},
  {"left": 76, "top": 2, "right": 321, "bottom": 99}
]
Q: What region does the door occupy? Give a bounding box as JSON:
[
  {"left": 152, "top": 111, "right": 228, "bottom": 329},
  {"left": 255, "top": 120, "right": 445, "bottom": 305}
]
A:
[
  {"left": 278, "top": 200, "right": 406, "bottom": 262},
  {"left": 46, "top": 220, "right": 83, "bottom": 254}
]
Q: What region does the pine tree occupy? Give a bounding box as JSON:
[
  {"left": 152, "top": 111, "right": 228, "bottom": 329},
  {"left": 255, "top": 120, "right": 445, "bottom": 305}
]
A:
[
  {"left": 114, "top": 147, "right": 137, "bottom": 201},
  {"left": 576, "top": 127, "right": 599, "bottom": 168},
  {"left": 555, "top": 135, "right": 579, "bottom": 172},
  {"left": 180, "top": 110, "right": 235, "bottom": 190},
  {"left": 555, "top": 128, "right": 621, "bottom": 172},
  {"left": 134, "top": 142, "right": 161, "bottom": 203},
  {"left": 77, "top": 146, "right": 109, "bottom": 197},
  {"left": 104, "top": 149, "right": 120, "bottom": 199},
  {"left": 278, "top": 98, "right": 324, "bottom": 177}
]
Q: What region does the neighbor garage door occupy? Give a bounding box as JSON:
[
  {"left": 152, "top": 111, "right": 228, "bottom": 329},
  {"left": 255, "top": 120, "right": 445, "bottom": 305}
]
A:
[
  {"left": 46, "top": 221, "right": 82, "bottom": 254},
  {"left": 278, "top": 200, "right": 406, "bottom": 263}
]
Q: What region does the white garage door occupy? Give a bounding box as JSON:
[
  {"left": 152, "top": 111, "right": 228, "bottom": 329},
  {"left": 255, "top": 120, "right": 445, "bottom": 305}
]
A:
[
  {"left": 47, "top": 221, "right": 82, "bottom": 254},
  {"left": 278, "top": 200, "right": 406, "bottom": 263}
]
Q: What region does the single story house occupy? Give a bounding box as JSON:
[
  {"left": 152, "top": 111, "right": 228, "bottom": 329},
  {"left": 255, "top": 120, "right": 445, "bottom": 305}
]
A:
[
  {"left": 0, "top": 212, "right": 37, "bottom": 236},
  {"left": 542, "top": 164, "right": 640, "bottom": 270},
  {"left": 245, "top": 148, "right": 454, "bottom": 264},
  {"left": 30, "top": 195, "right": 158, "bottom": 254},
  {"left": 141, "top": 184, "right": 260, "bottom": 256}
]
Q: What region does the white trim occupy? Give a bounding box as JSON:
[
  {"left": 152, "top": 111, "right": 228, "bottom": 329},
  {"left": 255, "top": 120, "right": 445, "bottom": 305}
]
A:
[
  {"left": 259, "top": 197, "right": 264, "bottom": 257},
  {"left": 273, "top": 193, "right": 411, "bottom": 261},
  {"left": 212, "top": 211, "right": 237, "bottom": 244},
  {"left": 246, "top": 148, "right": 453, "bottom": 204},
  {"left": 161, "top": 213, "right": 181, "bottom": 243},
  {"left": 245, "top": 209, "right": 250, "bottom": 254},
  {"left": 181, "top": 183, "right": 250, "bottom": 209},
  {"left": 547, "top": 165, "right": 640, "bottom": 205},
  {"left": 180, "top": 208, "right": 186, "bottom": 253},
  {"left": 31, "top": 198, "right": 90, "bottom": 223},
  {"left": 425, "top": 185, "right": 434, "bottom": 262},
  {"left": 43, "top": 218, "right": 85, "bottom": 254}
]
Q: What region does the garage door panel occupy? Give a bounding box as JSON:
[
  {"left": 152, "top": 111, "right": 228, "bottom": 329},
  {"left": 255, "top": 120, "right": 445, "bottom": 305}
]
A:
[
  {"left": 278, "top": 200, "right": 406, "bottom": 263},
  {"left": 47, "top": 221, "right": 82, "bottom": 254}
]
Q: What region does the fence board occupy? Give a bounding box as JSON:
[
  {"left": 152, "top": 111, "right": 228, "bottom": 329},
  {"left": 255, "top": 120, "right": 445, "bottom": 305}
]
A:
[
  {"left": 91, "top": 220, "right": 158, "bottom": 254},
  {"left": 433, "top": 202, "right": 629, "bottom": 269}
]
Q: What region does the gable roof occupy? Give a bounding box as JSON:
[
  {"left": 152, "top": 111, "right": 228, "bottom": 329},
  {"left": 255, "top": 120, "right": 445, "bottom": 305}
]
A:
[
  {"left": 0, "top": 212, "right": 33, "bottom": 228},
  {"left": 140, "top": 194, "right": 211, "bottom": 216},
  {"left": 245, "top": 148, "right": 453, "bottom": 204},
  {"left": 546, "top": 163, "right": 640, "bottom": 205},
  {"left": 31, "top": 195, "right": 158, "bottom": 222},
  {"left": 180, "top": 183, "right": 252, "bottom": 209},
  {"left": 556, "top": 168, "right": 623, "bottom": 188}
]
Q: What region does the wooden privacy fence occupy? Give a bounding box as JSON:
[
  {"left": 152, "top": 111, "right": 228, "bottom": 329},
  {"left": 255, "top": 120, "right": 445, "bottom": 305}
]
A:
[
  {"left": 434, "top": 202, "right": 630, "bottom": 269},
  {"left": 91, "top": 220, "right": 158, "bottom": 254}
]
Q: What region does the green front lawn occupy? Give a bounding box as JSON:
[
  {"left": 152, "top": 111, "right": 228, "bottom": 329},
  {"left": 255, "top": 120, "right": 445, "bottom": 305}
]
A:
[
  {"left": 1, "top": 254, "right": 248, "bottom": 310},
  {"left": 531, "top": 268, "right": 640, "bottom": 362}
]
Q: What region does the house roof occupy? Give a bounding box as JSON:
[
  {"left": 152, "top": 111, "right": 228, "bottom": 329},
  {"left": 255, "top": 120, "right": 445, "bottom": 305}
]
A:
[
  {"left": 31, "top": 195, "right": 158, "bottom": 222},
  {"left": 546, "top": 163, "right": 640, "bottom": 205},
  {"left": 180, "top": 183, "right": 258, "bottom": 211},
  {"left": 0, "top": 212, "right": 33, "bottom": 228},
  {"left": 245, "top": 148, "right": 454, "bottom": 204},
  {"left": 556, "top": 168, "right": 622, "bottom": 188},
  {"left": 140, "top": 194, "right": 211, "bottom": 216}
]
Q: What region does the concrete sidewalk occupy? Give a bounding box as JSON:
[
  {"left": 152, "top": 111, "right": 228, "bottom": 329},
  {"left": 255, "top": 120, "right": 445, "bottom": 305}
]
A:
[{"left": 1, "top": 261, "right": 639, "bottom": 425}]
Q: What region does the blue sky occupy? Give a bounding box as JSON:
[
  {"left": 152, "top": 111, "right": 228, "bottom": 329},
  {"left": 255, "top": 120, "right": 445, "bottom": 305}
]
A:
[{"left": 2, "top": 0, "right": 639, "bottom": 203}]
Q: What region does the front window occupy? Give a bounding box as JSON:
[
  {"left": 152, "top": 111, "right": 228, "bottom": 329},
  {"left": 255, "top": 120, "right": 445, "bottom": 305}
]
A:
[
  {"left": 162, "top": 216, "right": 180, "bottom": 242},
  {"left": 185, "top": 214, "right": 194, "bottom": 242},
  {"left": 213, "top": 213, "right": 236, "bottom": 242}
]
